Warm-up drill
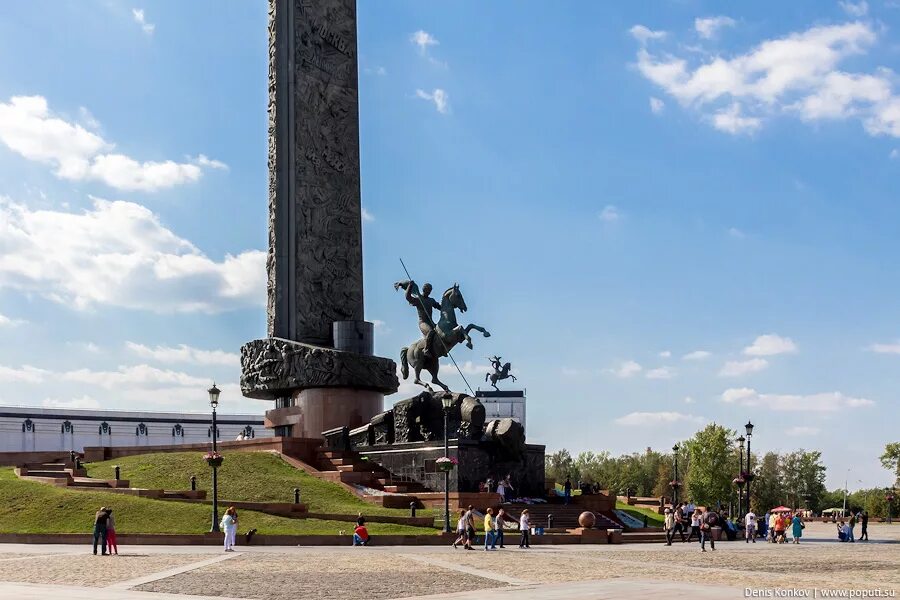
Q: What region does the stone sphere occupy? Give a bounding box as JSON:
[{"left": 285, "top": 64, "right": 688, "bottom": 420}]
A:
[{"left": 578, "top": 511, "right": 596, "bottom": 528}]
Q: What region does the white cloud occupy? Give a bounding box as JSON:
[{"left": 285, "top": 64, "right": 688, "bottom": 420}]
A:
[
  {"left": 615, "top": 411, "right": 703, "bottom": 426},
  {"left": 611, "top": 360, "right": 642, "bottom": 378},
  {"left": 839, "top": 1, "right": 869, "bottom": 17},
  {"left": 561, "top": 367, "right": 580, "bottom": 377},
  {"left": 659, "top": 350, "right": 672, "bottom": 358},
  {"left": 598, "top": 205, "right": 621, "bottom": 222},
  {"left": 193, "top": 154, "right": 228, "bottom": 170},
  {"left": 410, "top": 30, "right": 439, "bottom": 53},
  {"left": 786, "top": 425, "right": 821, "bottom": 436},
  {"left": 869, "top": 341, "right": 900, "bottom": 354},
  {"left": 42, "top": 396, "right": 101, "bottom": 409},
  {"left": 132, "top": 8, "right": 155, "bottom": 35},
  {"left": 0, "top": 196, "right": 265, "bottom": 313},
  {"left": 415, "top": 89, "right": 450, "bottom": 115},
  {"left": 720, "top": 387, "right": 875, "bottom": 411},
  {"left": 728, "top": 227, "right": 747, "bottom": 239},
  {"left": 646, "top": 366, "right": 675, "bottom": 380},
  {"left": 0, "top": 95, "right": 221, "bottom": 191},
  {"left": 650, "top": 96, "right": 665, "bottom": 114},
  {"left": 125, "top": 342, "right": 239, "bottom": 367},
  {"left": 371, "top": 319, "right": 390, "bottom": 335},
  {"left": 0, "top": 365, "right": 48, "bottom": 383},
  {"left": 719, "top": 358, "right": 769, "bottom": 377},
  {"left": 683, "top": 396, "right": 695, "bottom": 404},
  {"left": 695, "top": 16, "right": 736, "bottom": 40},
  {"left": 744, "top": 334, "right": 797, "bottom": 356},
  {"left": 633, "top": 21, "right": 900, "bottom": 138},
  {"left": 629, "top": 25, "right": 667, "bottom": 44},
  {"left": 712, "top": 103, "right": 761, "bottom": 134},
  {"left": 683, "top": 350, "right": 711, "bottom": 360},
  {"left": 361, "top": 207, "right": 375, "bottom": 222},
  {"left": 891, "top": 149, "right": 899, "bottom": 159},
  {"left": 78, "top": 107, "right": 100, "bottom": 131},
  {"left": 61, "top": 364, "right": 208, "bottom": 389}
]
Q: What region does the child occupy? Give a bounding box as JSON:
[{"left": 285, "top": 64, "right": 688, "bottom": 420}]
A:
[
  {"left": 519, "top": 508, "right": 531, "bottom": 548},
  {"left": 452, "top": 508, "right": 468, "bottom": 549},
  {"left": 105, "top": 508, "right": 118, "bottom": 555},
  {"left": 353, "top": 517, "right": 370, "bottom": 546}
]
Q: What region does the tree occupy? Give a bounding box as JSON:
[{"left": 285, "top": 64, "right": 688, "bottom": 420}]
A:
[
  {"left": 545, "top": 449, "right": 575, "bottom": 484},
  {"left": 781, "top": 450, "right": 827, "bottom": 512},
  {"left": 653, "top": 460, "right": 674, "bottom": 499},
  {"left": 750, "top": 451, "right": 783, "bottom": 513},
  {"left": 881, "top": 442, "right": 900, "bottom": 486},
  {"left": 684, "top": 423, "right": 737, "bottom": 506}
]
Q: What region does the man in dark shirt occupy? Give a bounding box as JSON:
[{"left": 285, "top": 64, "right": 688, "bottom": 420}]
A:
[
  {"left": 564, "top": 476, "right": 572, "bottom": 505},
  {"left": 860, "top": 511, "right": 869, "bottom": 541},
  {"left": 700, "top": 507, "right": 718, "bottom": 552},
  {"left": 93, "top": 506, "right": 109, "bottom": 555}
]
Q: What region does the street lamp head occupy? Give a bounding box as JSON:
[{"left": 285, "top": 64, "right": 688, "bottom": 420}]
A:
[
  {"left": 737, "top": 435, "right": 746, "bottom": 444},
  {"left": 745, "top": 421, "right": 754, "bottom": 436},
  {"left": 208, "top": 383, "right": 221, "bottom": 409},
  {"left": 672, "top": 444, "right": 679, "bottom": 453},
  {"left": 441, "top": 394, "right": 454, "bottom": 410}
]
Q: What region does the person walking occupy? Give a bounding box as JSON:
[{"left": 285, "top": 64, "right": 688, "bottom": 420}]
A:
[
  {"left": 563, "top": 476, "right": 572, "bottom": 505},
  {"left": 848, "top": 511, "right": 857, "bottom": 543},
  {"left": 744, "top": 509, "right": 756, "bottom": 543},
  {"left": 453, "top": 508, "right": 468, "bottom": 549},
  {"left": 687, "top": 508, "right": 702, "bottom": 543},
  {"left": 483, "top": 508, "right": 496, "bottom": 551},
  {"left": 518, "top": 509, "right": 531, "bottom": 548},
  {"left": 860, "top": 511, "right": 869, "bottom": 541},
  {"left": 494, "top": 508, "right": 507, "bottom": 548},
  {"left": 464, "top": 505, "right": 476, "bottom": 550},
  {"left": 768, "top": 511, "right": 778, "bottom": 543},
  {"left": 700, "top": 507, "right": 718, "bottom": 552},
  {"left": 92, "top": 506, "right": 109, "bottom": 556},
  {"left": 664, "top": 508, "right": 675, "bottom": 545},
  {"left": 105, "top": 508, "right": 118, "bottom": 555},
  {"left": 791, "top": 511, "right": 805, "bottom": 544},
  {"left": 221, "top": 507, "right": 237, "bottom": 552}
]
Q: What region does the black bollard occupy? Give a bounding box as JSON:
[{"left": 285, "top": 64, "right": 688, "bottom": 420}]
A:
[
  {"left": 548, "top": 514, "right": 554, "bottom": 529},
  {"left": 190, "top": 476, "right": 197, "bottom": 491},
  {"left": 114, "top": 465, "right": 120, "bottom": 481},
  {"left": 294, "top": 487, "right": 300, "bottom": 504},
  {"left": 69, "top": 450, "right": 76, "bottom": 464},
  {"left": 410, "top": 501, "right": 417, "bottom": 517}
]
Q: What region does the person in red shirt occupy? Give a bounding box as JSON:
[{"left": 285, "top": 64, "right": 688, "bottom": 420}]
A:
[{"left": 353, "top": 517, "right": 370, "bottom": 546}]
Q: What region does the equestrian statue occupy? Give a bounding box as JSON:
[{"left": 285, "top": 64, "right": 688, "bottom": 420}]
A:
[
  {"left": 394, "top": 280, "right": 490, "bottom": 392},
  {"left": 485, "top": 355, "right": 516, "bottom": 390}
]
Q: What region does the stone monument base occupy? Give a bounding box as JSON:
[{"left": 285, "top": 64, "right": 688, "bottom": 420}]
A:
[{"left": 264, "top": 388, "right": 383, "bottom": 438}]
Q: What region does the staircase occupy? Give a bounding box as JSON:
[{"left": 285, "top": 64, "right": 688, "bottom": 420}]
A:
[{"left": 308, "top": 448, "right": 433, "bottom": 507}]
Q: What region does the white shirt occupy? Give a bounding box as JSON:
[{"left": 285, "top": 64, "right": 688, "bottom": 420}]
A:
[
  {"left": 497, "top": 483, "right": 506, "bottom": 496},
  {"left": 691, "top": 514, "right": 700, "bottom": 527},
  {"left": 519, "top": 514, "right": 529, "bottom": 530},
  {"left": 745, "top": 512, "right": 756, "bottom": 527}
]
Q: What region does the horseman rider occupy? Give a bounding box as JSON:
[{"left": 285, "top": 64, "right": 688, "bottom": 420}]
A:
[
  {"left": 489, "top": 355, "right": 503, "bottom": 375},
  {"left": 394, "top": 280, "right": 441, "bottom": 359}
]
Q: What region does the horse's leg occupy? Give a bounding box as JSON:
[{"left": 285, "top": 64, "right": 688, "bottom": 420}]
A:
[
  {"left": 429, "top": 359, "right": 451, "bottom": 393},
  {"left": 464, "top": 324, "right": 491, "bottom": 338}
]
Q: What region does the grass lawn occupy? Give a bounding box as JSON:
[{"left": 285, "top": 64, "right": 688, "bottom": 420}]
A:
[
  {"left": 0, "top": 469, "right": 434, "bottom": 535},
  {"left": 615, "top": 501, "right": 665, "bottom": 527},
  {"left": 86, "top": 451, "right": 433, "bottom": 518}
]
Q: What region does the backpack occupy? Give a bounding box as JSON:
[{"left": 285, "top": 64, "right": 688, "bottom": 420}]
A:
[{"left": 706, "top": 512, "right": 718, "bottom": 527}]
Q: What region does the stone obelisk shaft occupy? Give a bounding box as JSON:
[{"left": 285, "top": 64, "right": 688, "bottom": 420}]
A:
[{"left": 267, "top": 0, "right": 364, "bottom": 347}]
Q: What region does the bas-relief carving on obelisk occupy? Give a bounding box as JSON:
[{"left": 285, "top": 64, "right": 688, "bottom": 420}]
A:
[{"left": 241, "top": 0, "right": 398, "bottom": 438}]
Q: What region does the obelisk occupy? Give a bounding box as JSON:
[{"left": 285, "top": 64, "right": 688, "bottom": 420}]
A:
[{"left": 240, "top": 0, "right": 398, "bottom": 438}]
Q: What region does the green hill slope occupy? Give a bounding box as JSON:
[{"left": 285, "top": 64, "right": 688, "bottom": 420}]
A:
[
  {"left": 0, "top": 469, "right": 432, "bottom": 535},
  {"left": 86, "top": 451, "right": 425, "bottom": 517}
]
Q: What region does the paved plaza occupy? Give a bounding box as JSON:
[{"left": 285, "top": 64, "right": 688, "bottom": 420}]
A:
[{"left": 0, "top": 523, "right": 896, "bottom": 600}]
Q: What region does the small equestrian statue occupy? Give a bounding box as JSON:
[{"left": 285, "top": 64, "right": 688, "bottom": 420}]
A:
[
  {"left": 486, "top": 355, "right": 516, "bottom": 390},
  {"left": 395, "top": 279, "right": 490, "bottom": 392}
]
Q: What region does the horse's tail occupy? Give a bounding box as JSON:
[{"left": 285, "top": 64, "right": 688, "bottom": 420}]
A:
[
  {"left": 484, "top": 372, "right": 489, "bottom": 382},
  {"left": 400, "top": 347, "right": 409, "bottom": 380}
]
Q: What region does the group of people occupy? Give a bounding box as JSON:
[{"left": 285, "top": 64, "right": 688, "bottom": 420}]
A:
[
  {"left": 837, "top": 510, "right": 868, "bottom": 542},
  {"left": 663, "top": 501, "right": 720, "bottom": 552},
  {"left": 452, "top": 505, "right": 531, "bottom": 550},
  {"left": 91, "top": 506, "right": 118, "bottom": 556},
  {"left": 481, "top": 475, "right": 516, "bottom": 503}
]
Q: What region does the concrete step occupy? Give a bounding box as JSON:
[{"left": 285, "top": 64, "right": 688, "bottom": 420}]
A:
[
  {"left": 336, "top": 463, "right": 374, "bottom": 472},
  {"left": 25, "top": 463, "right": 67, "bottom": 471},
  {"left": 71, "top": 479, "right": 112, "bottom": 488},
  {"left": 23, "top": 470, "right": 71, "bottom": 479}
]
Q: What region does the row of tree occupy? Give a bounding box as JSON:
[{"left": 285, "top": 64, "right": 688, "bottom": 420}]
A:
[{"left": 546, "top": 423, "right": 900, "bottom": 517}]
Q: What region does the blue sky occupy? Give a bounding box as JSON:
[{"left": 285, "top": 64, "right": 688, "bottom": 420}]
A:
[{"left": 0, "top": 0, "right": 897, "bottom": 490}]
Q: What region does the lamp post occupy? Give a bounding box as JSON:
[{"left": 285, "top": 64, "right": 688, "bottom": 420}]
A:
[
  {"left": 441, "top": 394, "right": 454, "bottom": 534},
  {"left": 744, "top": 421, "right": 754, "bottom": 513},
  {"left": 737, "top": 435, "right": 746, "bottom": 518},
  {"left": 672, "top": 444, "right": 680, "bottom": 505},
  {"left": 209, "top": 383, "right": 221, "bottom": 533},
  {"left": 842, "top": 468, "right": 850, "bottom": 518},
  {"left": 886, "top": 488, "right": 895, "bottom": 524}
]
